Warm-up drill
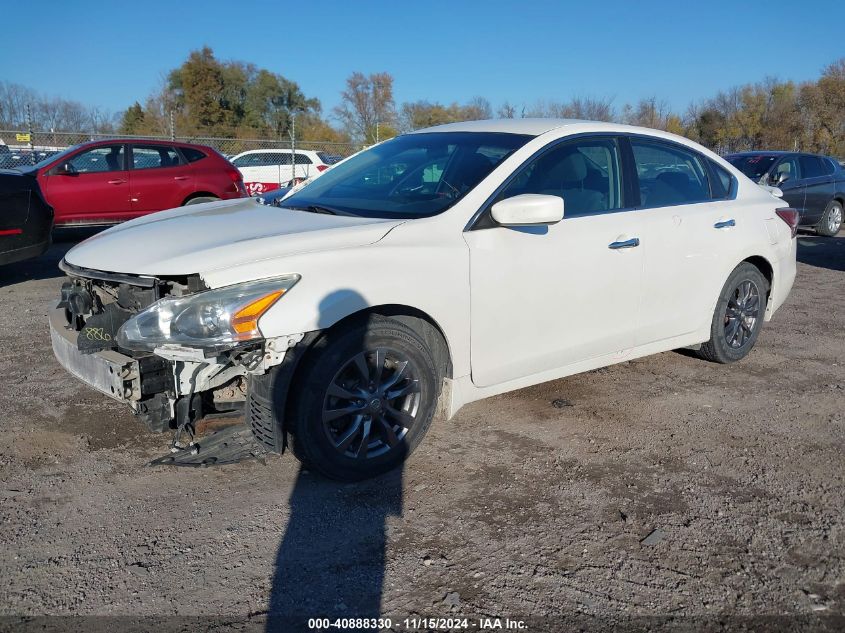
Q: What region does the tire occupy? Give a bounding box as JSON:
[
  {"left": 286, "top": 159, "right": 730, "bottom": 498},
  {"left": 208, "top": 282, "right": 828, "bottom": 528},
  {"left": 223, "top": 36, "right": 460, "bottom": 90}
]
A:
[
  {"left": 254, "top": 316, "right": 442, "bottom": 481},
  {"left": 816, "top": 200, "right": 843, "bottom": 237},
  {"left": 696, "top": 262, "right": 769, "bottom": 364},
  {"left": 184, "top": 195, "right": 219, "bottom": 206}
]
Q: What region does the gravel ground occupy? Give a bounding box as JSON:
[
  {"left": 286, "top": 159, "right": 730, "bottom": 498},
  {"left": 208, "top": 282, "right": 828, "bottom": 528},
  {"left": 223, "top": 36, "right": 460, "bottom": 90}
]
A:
[{"left": 0, "top": 230, "right": 843, "bottom": 632}]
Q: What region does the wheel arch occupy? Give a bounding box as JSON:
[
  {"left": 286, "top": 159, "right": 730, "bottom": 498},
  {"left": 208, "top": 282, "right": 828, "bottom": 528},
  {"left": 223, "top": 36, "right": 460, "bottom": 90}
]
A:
[
  {"left": 742, "top": 255, "right": 773, "bottom": 289},
  {"left": 181, "top": 191, "right": 219, "bottom": 205},
  {"left": 309, "top": 303, "right": 453, "bottom": 379}
]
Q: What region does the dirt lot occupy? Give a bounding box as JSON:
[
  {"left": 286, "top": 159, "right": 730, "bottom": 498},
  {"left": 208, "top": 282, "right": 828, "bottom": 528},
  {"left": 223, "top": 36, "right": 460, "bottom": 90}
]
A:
[{"left": 0, "top": 230, "right": 843, "bottom": 632}]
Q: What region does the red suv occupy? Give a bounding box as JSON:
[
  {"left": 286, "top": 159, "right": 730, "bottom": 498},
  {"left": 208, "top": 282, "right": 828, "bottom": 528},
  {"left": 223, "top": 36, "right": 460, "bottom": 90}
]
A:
[{"left": 21, "top": 139, "right": 247, "bottom": 226}]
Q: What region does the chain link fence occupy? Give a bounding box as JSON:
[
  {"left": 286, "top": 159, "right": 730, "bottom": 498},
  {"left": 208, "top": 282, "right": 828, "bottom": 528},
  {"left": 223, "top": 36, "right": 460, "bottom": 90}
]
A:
[{"left": 0, "top": 129, "right": 363, "bottom": 168}]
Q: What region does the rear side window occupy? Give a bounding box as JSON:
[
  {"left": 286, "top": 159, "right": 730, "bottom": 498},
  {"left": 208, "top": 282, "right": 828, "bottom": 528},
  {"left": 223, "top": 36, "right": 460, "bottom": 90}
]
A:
[
  {"left": 822, "top": 158, "right": 838, "bottom": 175},
  {"left": 131, "top": 145, "right": 182, "bottom": 170},
  {"left": 799, "top": 155, "right": 826, "bottom": 179},
  {"left": 708, "top": 160, "right": 734, "bottom": 199},
  {"left": 181, "top": 147, "right": 206, "bottom": 163},
  {"left": 631, "top": 140, "right": 710, "bottom": 208},
  {"left": 294, "top": 154, "right": 312, "bottom": 165},
  {"left": 498, "top": 136, "right": 623, "bottom": 218}
]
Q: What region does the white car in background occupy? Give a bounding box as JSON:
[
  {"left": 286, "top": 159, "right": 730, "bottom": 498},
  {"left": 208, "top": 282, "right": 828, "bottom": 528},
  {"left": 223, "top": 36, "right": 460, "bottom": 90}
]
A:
[
  {"left": 230, "top": 149, "right": 333, "bottom": 195},
  {"left": 50, "top": 119, "right": 797, "bottom": 481}
]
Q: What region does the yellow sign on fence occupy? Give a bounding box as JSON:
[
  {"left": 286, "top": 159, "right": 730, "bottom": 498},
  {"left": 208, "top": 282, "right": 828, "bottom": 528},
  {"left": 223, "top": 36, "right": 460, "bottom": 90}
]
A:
[{"left": 15, "top": 133, "right": 30, "bottom": 143}]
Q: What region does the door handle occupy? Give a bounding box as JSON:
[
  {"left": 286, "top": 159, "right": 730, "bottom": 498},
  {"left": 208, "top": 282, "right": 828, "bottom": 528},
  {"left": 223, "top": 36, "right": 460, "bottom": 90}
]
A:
[
  {"left": 173, "top": 176, "right": 189, "bottom": 181},
  {"left": 107, "top": 179, "right": 126, "bottom": 185},
  {"left": 714, "top": 219, "right": 736, "bottom": 229},
  {"left": 608, "top": 237, "right": 640, "bottom": 249}
]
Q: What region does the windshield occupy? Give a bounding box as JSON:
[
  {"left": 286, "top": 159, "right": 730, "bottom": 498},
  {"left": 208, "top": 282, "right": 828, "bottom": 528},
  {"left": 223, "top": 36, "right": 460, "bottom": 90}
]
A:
[
  {"left": 726, "top": 154, "right": 777, "bottom": 182},
  {"left": 281, "top": 132, "right": 532, "bottom": 219},
  {"left": 22, "top": 144, "right": 84, "bottom": 171}
]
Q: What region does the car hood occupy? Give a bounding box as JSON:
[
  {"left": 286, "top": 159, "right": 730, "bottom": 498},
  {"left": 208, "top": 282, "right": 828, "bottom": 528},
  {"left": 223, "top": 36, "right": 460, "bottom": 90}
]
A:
[{"left": 64, "top": 198, "right": 405, "bottom": 277}]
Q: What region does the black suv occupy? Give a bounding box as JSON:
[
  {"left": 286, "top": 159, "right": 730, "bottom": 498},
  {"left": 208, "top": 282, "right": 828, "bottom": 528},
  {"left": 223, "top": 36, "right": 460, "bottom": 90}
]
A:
[{"left": 726, "top": 151, "right": 844, "bottom": 236}]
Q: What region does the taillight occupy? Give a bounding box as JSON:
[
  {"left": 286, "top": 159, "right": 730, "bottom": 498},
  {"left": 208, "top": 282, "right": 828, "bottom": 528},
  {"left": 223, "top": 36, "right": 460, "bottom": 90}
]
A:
[
  {"left": 316, "top": 164, "right": 329, "bottom": 172},
  {"left": 225, "top": 166, "right": 242, "bottom": 183},
  {"left": 775, "top": 208, "right": 800, "bottom": 238}
]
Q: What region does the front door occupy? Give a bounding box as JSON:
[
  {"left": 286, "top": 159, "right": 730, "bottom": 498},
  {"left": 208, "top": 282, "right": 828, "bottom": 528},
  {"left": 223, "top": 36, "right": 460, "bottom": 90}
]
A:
[
  {"left": 770, "top": 155, "right": 805, "bottom": 217},
  {"left": 465, "top": 136, "right": 642, "bottom": 388},
  {"left": 40, "top": 144, "right": 131, "bottom": 224}
]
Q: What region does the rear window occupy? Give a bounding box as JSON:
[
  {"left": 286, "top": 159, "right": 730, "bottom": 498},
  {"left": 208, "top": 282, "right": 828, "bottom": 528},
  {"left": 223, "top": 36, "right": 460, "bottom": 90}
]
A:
[
  {"left": 181, "top": 147, "right": 206, "bottom": 163},
  {"left": 726, "top": 155, "right": 777, "bottom": 181}
]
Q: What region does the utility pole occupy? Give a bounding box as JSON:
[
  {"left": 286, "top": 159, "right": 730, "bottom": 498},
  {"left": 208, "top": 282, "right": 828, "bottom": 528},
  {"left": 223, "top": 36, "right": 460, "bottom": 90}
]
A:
[
  {"left": 169, "top": 110, "right": 175, "bottom": 141},
  {"left": 290, "top": 112, "right": 296, "bottom": 182},
  {"left": 26, "top": 103, "right": 34, "bottom": 165}
]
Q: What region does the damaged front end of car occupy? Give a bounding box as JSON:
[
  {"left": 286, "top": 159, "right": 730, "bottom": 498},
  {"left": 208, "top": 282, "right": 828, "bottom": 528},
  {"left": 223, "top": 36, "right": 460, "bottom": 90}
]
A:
[{"left": 49, "top": 259, "right": 303, "bottom": 452}]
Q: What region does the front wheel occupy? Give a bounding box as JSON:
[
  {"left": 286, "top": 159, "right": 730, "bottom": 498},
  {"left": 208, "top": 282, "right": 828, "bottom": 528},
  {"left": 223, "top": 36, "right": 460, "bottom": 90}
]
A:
[
  {"left": 696, "top": 263, "right": 769, "bottom": 364},
  {"left": 252, "top": 316, "right": 442, "bottom": 481},
  {"left": 816, "top": 200, "right": 843, "bottom": 237}
]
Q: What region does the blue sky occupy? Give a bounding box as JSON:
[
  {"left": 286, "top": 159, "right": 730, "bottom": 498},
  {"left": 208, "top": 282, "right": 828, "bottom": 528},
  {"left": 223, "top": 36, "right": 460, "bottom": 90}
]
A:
[{"left": 2, "top": 0, "right": 843, "bottom": 119}]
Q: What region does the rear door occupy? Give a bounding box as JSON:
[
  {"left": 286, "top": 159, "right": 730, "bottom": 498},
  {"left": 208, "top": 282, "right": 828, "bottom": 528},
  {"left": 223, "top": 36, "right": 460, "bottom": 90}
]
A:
[
  {"left": 798, "top": 155, "right": 833, "bottom": 225},
  {"left": 630, "top": 137, "right": 742, "bottom": 344},
  {"left": 39, "top": 143, "right": 131, "bottom": 224},
  {"left": 128, "top": 144, "right": 194, "bottom": 215}
]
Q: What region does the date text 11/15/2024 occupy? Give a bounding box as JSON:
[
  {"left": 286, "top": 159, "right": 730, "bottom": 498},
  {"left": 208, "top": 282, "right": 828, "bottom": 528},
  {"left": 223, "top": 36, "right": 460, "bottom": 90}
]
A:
[{"left": 307, "top": 617, "right": 528, "bottom": 630}]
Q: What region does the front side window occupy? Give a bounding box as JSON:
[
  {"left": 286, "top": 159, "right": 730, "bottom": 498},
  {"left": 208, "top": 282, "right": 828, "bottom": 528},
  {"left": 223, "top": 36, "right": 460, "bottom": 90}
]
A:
[
  {"left": 131, "top": 145, "right": 182, "bottom": 170},
  {"left": 772, "top": 156, "right": 801, "bottom": 183},
  {"left": 282, "top": 132, "right": 531, "bottom": 219},
  {"left": 631, "top": 140, "right": 710, "bottom": 208},
  {"left": 497, "top": 137, "right": 622, "bottom": 217},
  {"left": 67, "top": 145, "right": 125, "bottom": 173}
]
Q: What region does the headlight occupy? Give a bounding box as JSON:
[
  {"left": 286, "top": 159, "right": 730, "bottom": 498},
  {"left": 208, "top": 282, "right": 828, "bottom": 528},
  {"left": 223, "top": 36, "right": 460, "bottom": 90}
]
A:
[{"left": 116, "top": 275, "right": 299, "bottom": 351}]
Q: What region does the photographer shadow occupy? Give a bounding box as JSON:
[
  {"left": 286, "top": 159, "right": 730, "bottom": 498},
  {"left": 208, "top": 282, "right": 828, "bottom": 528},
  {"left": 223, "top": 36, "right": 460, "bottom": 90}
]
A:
[{"left": 266, "top": 289, "right": 405, "bottom": 632}]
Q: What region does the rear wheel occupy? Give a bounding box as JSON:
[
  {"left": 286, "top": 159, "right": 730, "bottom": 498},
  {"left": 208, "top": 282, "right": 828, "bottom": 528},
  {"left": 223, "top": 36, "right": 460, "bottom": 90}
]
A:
[
  {"left": 697, "top": 263, "right": 769, "bottom": 364},
  {"left": 816, "top": 200, "right": 843, "bottom": 237}
]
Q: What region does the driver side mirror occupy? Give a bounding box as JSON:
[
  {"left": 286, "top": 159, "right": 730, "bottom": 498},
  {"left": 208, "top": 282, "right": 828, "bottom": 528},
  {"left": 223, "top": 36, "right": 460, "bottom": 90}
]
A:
[
  {"left": 55, "top": 162, "right": 77, "bottom": 176},
  {"left": 491, "top": 194, "right": 564, "bottom": 226}
]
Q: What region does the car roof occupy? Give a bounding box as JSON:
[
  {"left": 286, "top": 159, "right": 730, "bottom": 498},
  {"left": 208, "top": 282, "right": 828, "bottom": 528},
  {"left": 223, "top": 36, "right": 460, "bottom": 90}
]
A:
[
  {"left": 412, "top": 118, "right": 585, "bottom": 136},
  {"left": 234, "top": 148, "right": 315, "bottom": 154},
  {"left": 726, "top": 151, "right": 791, "bottom": 157},
  {"left": 409, "top": 118, "right": 710, "bottom": 145}
]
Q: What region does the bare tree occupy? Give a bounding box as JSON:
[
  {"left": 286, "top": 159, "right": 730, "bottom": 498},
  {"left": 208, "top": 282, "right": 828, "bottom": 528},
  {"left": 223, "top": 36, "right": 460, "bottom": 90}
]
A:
[{"left": 333, "top": 72, "right": 397, "bottom": 143}]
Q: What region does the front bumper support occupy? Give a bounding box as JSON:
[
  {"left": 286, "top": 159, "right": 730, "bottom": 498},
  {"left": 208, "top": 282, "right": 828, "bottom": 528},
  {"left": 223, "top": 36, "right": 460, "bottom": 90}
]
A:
[{"left": 49, "top": 308, "right": 141, "bottom": 402}]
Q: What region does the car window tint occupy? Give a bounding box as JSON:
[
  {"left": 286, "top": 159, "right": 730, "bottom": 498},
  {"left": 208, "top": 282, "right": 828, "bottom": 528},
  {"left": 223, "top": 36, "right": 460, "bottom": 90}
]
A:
[
  {"left": 294, "top": 154, "right": 312, "bottom": 165},
  {"left": 799, "top": 155, "right": 825, "bottom": 179},
  {"left": 773, "top": 156, "right": 801, "bottom": 182},
  {"left": 709, "top": 160, "right": 733, "bottom": 199},
  {"left": 132, "top": 145, "right": 182, "bottom": 170},
  {"left": 822, "top": 158, "right": 838, "bottom": 175},
  {"left": 499, "top": 137, "right": 622, "bottom": 217},
  {"left": 631, "top": 140, "right": 710, "bottom": 208},
  {"left": 67, "top": 145, "right": 125, "bottom": 173},
  {"left": 181, "top": 147, "right": 206, "bottom": 163}
]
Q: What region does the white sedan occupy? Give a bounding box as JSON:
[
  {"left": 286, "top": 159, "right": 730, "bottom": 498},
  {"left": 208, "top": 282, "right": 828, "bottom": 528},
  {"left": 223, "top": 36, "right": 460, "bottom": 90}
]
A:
[{"left": 51, "top": 119, "right": 797, "bottom": 480}]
